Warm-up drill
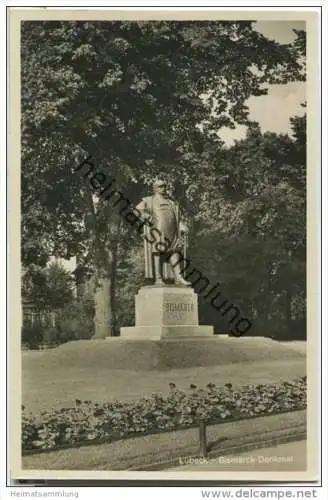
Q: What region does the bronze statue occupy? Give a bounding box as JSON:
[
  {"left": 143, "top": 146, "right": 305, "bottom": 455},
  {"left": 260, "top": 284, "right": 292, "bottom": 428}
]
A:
[{"left": 136, "top": 179, "right": 191, "bottom": 286}]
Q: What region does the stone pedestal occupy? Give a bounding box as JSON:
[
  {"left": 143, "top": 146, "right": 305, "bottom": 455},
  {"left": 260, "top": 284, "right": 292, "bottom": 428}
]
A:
[{"left": 120, "top": 285, "right": 214, "bottom": 340}]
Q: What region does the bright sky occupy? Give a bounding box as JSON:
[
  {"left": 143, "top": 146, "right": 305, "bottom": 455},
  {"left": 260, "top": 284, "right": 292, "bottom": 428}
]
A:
[{"left": 219, "top": 20, "right": 306, "bottom": 145}]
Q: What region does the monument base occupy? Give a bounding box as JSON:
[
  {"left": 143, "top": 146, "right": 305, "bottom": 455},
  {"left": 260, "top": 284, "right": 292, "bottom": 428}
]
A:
[
  {"left": 120, "top": 325, "right": 214, "bottom": 340},
  {"left": 120, "top": 285, "right": 214, "bottom": 340}
]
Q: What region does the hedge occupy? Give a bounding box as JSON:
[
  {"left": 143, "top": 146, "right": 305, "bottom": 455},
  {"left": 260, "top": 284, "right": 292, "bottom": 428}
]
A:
[{"left": 22, "top": 376, "right": 306, "bottom": 452}]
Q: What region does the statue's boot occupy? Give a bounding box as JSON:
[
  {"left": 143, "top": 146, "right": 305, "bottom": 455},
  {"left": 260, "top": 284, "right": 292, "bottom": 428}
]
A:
[
  {"left": 174, "top": 274, "right": 192, "bottom": 286},
  {"left": 170, "top": 252, "right": 192, "bottom": 286},
  {"left": 153, "top": 254, "right": 164, "bottom": 285}
]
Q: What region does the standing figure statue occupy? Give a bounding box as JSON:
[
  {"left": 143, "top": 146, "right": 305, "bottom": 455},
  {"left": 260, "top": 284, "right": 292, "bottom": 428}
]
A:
[{"left": 136, "top": 179, "right": 191, "bottom": 286}]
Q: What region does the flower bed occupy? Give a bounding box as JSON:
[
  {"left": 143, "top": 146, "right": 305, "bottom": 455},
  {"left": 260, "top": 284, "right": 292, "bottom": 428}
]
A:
[{"left": 22, "top": 376, "right": 306, "bottom": 452}]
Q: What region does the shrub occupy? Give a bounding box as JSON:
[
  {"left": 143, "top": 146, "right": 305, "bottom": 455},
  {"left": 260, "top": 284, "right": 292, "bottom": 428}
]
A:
[
  {"left": 22, "top": 376, "right": 306, "bottom": 452},
  {"left": 56, "top": 298, "right": 95, "bottom": 342},
  {"left": 21, "top": 323, "right": 44, "bottom": 349},
  {"left": 42, "top": 326, "right": 61, "bottom": 346},
  {"left": 22, "top": 297, "right": 95, "bottom": 349},
  {"left": 22, "top": 321, "right": 64, "bottom": 349}
]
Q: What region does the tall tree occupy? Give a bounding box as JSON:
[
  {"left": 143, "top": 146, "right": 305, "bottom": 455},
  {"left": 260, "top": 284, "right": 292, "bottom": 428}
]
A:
[
  {"left": 188, "top": 111, "right": 306, "bottom": 336},
  {"left": 21, "top": 21, "right": 305, "bottom": 338}
]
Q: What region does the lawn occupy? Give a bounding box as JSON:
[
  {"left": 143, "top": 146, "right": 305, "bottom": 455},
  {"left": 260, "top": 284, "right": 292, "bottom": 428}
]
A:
[{"left": 22, "top": 339, "right": 306, "bottom": 415}]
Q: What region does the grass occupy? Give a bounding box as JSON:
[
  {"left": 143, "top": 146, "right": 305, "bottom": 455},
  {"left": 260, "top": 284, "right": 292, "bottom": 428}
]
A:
[{"left": 22, "top": 350, "right": 306, "bottom": 415}]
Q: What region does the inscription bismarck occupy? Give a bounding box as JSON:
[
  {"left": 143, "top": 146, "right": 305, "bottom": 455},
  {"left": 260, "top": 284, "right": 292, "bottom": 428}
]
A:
[
  {"left": 163, "top": 299, "right": 197, "bottom": 325},
  {"left": 164, "top": 302, "right": 194, "bottom": 313}
]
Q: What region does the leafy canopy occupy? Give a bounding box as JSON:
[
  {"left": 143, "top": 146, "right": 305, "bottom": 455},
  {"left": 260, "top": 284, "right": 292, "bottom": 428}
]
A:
[{"left": 21, "top": 21, "right": 305, "bottom": 266}]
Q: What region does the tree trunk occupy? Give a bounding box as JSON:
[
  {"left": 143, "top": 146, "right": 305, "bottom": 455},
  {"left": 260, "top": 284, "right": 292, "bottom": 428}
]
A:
[
  {"left": 108, "top": 243, "right": 117, "bottom": 336},
  {"left": 93, "top": 276, "right": 112, "bottom": 339},
  {"left": 92, "top": 221, "right": 120, "bottom": 339},
  {"left": 82, "top": 185, "right": 120, "bottom": 339}
]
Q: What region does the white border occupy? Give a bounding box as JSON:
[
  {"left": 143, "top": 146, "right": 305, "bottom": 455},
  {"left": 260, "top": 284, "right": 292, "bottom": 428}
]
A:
[{"left": 2, "top": 0, "right": 327, "bottom": 497}]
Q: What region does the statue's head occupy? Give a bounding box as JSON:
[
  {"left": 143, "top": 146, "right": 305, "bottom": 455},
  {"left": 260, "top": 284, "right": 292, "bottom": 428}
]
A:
[{"left": 153, "top": 178, "right": 168, "bottom": 195}]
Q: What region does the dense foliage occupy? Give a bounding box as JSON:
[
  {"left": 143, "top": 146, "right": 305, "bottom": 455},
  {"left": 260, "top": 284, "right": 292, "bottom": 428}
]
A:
[
  {"left": 56, "top": 294, "right": 95, "bottom": 340},
  {"left": 187, "top": 115, "right": 306, "bottom": 337},
  {"left": 22, "top": 376, "right": 306, "bottom": 452},
  {"left": 22, "top": 262, "right": 75, "bottom": 311},
  {"left": 21, "top": 323, "right": 45, "bottom": 350},
  {"left": 21, "top": 21, "right": 306, "bottom": 338},
  {"left": 21, "top": 298, "right": 95, "bottom": 349}
]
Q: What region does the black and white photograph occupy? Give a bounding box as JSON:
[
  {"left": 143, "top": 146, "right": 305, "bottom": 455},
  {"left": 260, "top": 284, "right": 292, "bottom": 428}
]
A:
[{"left": 7, "top": 7, "right": 321, "bottom": 484}]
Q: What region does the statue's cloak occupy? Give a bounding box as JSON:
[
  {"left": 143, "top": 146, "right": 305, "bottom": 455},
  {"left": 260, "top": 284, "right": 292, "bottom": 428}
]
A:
[{"left": 139, "top": 195, "right": 182, "bottom": 280}]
